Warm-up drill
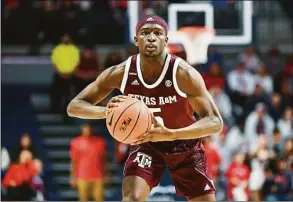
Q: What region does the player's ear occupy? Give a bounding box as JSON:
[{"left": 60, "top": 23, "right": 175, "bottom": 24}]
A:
[
  {"left": 134, "top": 36, "right": 139, "bottom": 47},
  {"left": 164, "top": 36, "right": 169, "bottom": 47}
]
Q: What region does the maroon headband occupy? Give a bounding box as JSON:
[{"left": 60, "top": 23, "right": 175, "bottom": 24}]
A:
[{"left": 136, "top": 14, "right": 168, "bottom": 35}]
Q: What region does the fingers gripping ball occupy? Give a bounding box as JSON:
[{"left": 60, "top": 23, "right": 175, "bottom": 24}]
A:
[{"left": 106, "top": 98, "right": 152, "bottom": 144}]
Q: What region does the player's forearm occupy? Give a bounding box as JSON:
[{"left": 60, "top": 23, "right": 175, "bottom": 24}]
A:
[
  {"left": 67, "top": 99, "right": 106, "bottom": 119},
  {"left": 171, "top": 116, "right": 223, "bottom": 140}
]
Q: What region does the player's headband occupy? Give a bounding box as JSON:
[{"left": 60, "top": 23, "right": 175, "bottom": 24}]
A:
[{"left": 136, "top": 14, "right": 168, "bottom": 35}]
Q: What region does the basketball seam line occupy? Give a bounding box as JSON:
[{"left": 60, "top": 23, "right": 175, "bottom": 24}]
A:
[
  {"left": 122, "top": 107, "right": 141, "bottom": 142},
  {"left": 112, "top": 101, "right": 140, "bottom": 137}
]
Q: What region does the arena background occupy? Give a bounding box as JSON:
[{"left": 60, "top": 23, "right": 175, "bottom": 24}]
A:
[{"left": 1, "top": 0, "right": 292, "bottom": 201}]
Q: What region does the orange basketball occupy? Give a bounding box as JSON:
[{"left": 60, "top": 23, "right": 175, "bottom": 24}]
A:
[{"left": 106, "top": 98, "right": 152, "bottom": 144}]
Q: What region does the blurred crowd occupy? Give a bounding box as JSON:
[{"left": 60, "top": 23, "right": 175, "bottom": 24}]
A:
[
  {"left": 0, "top": 124, "right": 122, "bottom": 201},
  {"left": 2, "top": 0, "right": 240, "bottom": 50},
  {"left": 1, "top": 134, "right": 44, "bottom": 201},
  {"left": 201, "top": 45, "right": 293, "bottom": 201},
  {"left": 2, "top": 0, "right": 127, "bottom": 47}
]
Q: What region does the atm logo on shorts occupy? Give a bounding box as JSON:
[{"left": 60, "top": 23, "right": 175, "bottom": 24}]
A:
[{"left": 133, "top": 152, "right": 152, "bottom": 168}]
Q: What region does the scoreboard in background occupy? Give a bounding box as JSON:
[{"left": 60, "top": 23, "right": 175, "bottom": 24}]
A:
[{"left": 128, "top": 0, "right": 253, "bottom": 45}]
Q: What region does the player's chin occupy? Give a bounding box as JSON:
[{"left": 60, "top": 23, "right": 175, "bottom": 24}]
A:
[{"left": 144, "top": 51, "right": 158, "bottom": 57}]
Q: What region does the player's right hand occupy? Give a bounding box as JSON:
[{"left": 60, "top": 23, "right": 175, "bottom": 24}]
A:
[{"left": 105, "top": 95, "right": 128, "bottom": 115}]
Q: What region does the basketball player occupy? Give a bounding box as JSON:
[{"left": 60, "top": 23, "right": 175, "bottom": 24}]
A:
[{"left": 67, "top": 15, "right": 223, "bottom": 201}]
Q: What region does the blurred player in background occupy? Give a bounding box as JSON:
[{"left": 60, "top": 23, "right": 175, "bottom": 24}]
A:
[
  {"left": 67, "top": 14, "right": 223, "bottom": 201},
  {"left": 50, "top": 33, "right": 80, "bottom": 113},
  {"left": 225, "top": 151, "right": 250, "bottom": 201},
  {"left": 70, "top": 124, "right": 107, "bottom": 201}
]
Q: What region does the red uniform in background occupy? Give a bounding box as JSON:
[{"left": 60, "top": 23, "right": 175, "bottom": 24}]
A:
[
  {"left": 70, "top": 135, "right": 106, "bottom": 180},
  {"left": 3, "top": 160, "right": 38, "bottom": 188},
  {"left": 70, "top": 125, "right": 107, "bottom": 201},
  {"left": 204, "top": 141, "right": 222, "bottom": 180},
  {"left": 225, "top": 162, "right": 250, "bottom": 200},
  {"left": 5, "top": 0, "right": 19, "bottom": 8},
  {"left": 203, "top": 74, "right": 225, "bottom": 90},
  {"left": 115, "top": 141, "right": 129, "bottom": 164}
]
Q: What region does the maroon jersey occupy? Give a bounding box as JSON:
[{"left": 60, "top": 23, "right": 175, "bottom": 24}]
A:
[{"left": 120, "top": 54, "right": 201, "bottom": 153}]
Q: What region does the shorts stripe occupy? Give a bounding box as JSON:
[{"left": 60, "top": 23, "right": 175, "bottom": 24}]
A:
[
  {"left": 193, "top": 167, "right": 215, "bottom": 190},
  {"left": 123, "top": 147, "right": 140, "bottom": 175}
]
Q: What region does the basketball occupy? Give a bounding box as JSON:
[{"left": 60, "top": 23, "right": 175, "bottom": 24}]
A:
[{"left": 106, "top": 98, "right": 152, "bottom": 144}]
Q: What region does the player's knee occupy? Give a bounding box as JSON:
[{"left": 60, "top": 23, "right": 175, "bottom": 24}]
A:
[
  {"left": 122, "top": 193, "right": 144, "bottom": 201},
  {"left": 122, "top": 186, "right": 145, "bottom": 201},
  {"left": 122, "top": 176, "right": 150, "bottom": 201}
]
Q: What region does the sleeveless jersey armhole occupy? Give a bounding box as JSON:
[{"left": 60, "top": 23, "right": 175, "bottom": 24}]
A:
[
  {"left": 120, "top": 57, "right": 132, "bottom": 93},
  {"left": 173, "top": 58, "right": 187, "bottom": 98}
]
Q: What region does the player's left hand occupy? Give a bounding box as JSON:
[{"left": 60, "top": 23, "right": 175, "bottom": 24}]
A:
[{"left": 131, "top": 116, "right": 175, "bottom": 145}]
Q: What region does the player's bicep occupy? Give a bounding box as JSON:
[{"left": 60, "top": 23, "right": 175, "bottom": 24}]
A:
[
  {"left": 188, "top": 91, "right": 217, "bottom": 118},
  {"left": 74, "top": 65, "right": 124, "bottom": 105},
  {"left": 177, "top": 62, "right": 222, "bottom": 119},
  {"left": 74, "top": 79, "right": 110, "bottom": 105}
]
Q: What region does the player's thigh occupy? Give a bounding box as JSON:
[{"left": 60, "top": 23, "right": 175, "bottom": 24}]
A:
[
  {"left": 122, "top": 144, "right": 165, "bottom": 201},
  {"left": 76, "top": 180, "right": 90, "bottom": 201},
  {"left": 92, "top": 179, "right": 104, "bottom": 201},
  {"left": 170, "top": 165, "right": 216, "bottom": 200},
  {"left": 122, "top": 175, "right": 151, "bottom": 201},
  {"left": 189, "top": 193, "right": 216, "bottom": 201},
  {"left": 167, "top": 149, "right": 215, "bottom": 200}
]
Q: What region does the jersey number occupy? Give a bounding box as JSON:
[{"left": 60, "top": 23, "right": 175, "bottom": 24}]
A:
[{"left": 149, "top": 107, "right": 165, "bottom": 126}]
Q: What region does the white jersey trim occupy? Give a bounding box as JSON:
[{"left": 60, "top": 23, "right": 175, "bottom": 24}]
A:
[
  {"left": 120, "top": 57, "right": 132, "bottom": 93},
  {"left": 173, "top": 58, "right": 187, "bottom": 98},
  {"left": 137, "top": 54, "right": 171, "bottom": 89}
]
